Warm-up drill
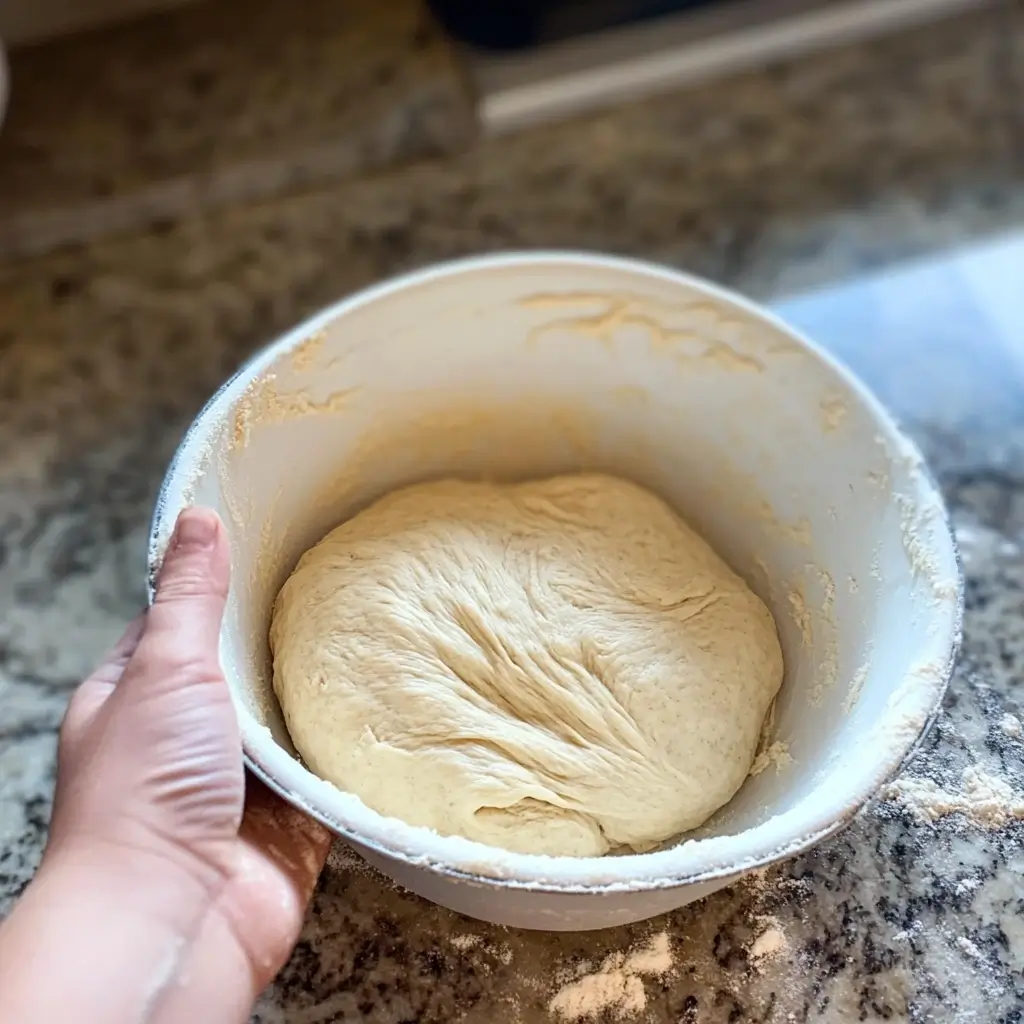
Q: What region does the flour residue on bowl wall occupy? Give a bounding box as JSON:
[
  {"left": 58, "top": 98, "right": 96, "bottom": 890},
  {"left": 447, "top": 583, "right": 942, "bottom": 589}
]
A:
[
  {"left": 876, "top": 433, "right": 954, "bottom": 587},
  {"left": 781, "top": 568, "right": 838, "bottom": 705},
  {"left": 749, "top": 740, "right": 793, "bottom": 777},
  {"left": 812, "top": 568, "right": 839, "bottom": 705},
  {"left": 746, "top": 697, "right": 792, "bottom": 780},
  {"left": 227, "top": 340, "right": 366, "bottom": 601},
  {"left": 842, "top": 656, "right": 872, "bottom": 715},
  {"left": 521, "top": 290, "right": 767, "bottom": 372},
  {"left": 299, "top": 395, "right": 603, "bottom": 516},
  {"left": 753, "top": 498, "right": 813, "bottom": 549},
  {"left": 787, "top": 584, "right": 814, "bottom": 648},
  {"left": 289, "top": 329, "right": 326, "bottom": 372},
  {"left": 609, "top": 384, "right": 650, "bottom": 407},
  {"left": 896, "top": 491, "right": 942, "bottom": 580},
  {"left": 819, "top": 390, "right": 849, "bottom": 433},
  {"left": 875, "top": 658, "right": 948, "bottom": 756},
  {"left": 176, "top": 337, "right": 366, "bottom": 727},
  {"left": 698, "top": 457, "right": 846, "bottom": 722},
  {"left": 231, "top": 372, "right": 359, "bottom": 449}
]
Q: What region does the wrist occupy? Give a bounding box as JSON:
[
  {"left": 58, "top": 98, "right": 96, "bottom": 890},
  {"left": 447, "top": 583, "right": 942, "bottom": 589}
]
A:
[
  {"left": 40, "top": 834, "right": 219, "bottom": 934},
  {"left": 0, "top": 841, "right": 217, "bottom": 1024}
]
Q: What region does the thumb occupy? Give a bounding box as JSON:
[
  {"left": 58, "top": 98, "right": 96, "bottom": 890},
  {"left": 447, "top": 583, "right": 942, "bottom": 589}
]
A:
[{"left": 128, "top": 508, "right": 231, "bottom": 693}]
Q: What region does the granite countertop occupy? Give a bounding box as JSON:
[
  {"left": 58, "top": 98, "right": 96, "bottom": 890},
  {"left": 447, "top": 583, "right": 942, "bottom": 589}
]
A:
[{"left": 2, "top": 2, "right": 1024, "bottom": 1022}]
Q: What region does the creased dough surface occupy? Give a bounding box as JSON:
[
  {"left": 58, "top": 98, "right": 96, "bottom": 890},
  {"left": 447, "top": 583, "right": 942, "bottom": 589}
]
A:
[{"left": 271, "top": 474, "right": 783, "bottom": 857}]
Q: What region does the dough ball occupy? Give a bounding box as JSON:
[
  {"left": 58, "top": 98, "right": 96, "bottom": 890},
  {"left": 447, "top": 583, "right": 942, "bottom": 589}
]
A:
[{"left": 271, "top": 474, "right": 783, "bottom": 857}]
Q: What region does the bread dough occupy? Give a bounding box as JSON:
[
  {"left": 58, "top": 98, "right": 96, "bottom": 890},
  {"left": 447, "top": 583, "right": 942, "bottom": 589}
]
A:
[{"left": 271, "top": 474, "right": 783, "bottom": 857}]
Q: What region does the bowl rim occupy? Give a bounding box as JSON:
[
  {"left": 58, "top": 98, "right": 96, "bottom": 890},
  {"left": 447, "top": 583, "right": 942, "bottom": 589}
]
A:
[{"left": 148, "top": 249, "right": 963, "bottom": 894}]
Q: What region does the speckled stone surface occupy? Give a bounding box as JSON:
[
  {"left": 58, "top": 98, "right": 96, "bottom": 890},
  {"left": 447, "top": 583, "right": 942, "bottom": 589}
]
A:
[
  {"left": 0, "top": 0, "right": 475, "bottom": 258},
  {"left": 2, "top": 4, "right": 1024, "bottom": 1022}
]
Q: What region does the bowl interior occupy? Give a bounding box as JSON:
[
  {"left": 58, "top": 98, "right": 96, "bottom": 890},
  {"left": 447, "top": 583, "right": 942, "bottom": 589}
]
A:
[{"left": 151, "top": 253, "right": 960, "bottom": 889}]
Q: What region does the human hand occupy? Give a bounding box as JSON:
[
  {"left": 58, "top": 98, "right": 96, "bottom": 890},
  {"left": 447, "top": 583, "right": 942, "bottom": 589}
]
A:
[{"left": 0, "top": 508, "right": 332, "bottom": 1024}]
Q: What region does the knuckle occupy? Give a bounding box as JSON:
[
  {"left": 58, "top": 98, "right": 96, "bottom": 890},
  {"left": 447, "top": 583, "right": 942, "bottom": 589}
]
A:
[
  {"left": 156, "top": 560, "right": 227, "bottom": 602},
  {"left": 131, "top": 636, "right": 222, "bottom": 687}
]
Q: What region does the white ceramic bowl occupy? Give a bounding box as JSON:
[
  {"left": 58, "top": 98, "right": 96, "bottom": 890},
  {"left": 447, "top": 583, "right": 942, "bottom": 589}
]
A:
[{"left": 149, "top": 252, "right": 961, "bottom": 931}]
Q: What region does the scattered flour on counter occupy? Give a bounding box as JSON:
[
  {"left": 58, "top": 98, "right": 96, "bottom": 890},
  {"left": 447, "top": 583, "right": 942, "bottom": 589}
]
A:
[
  {"left": 739, "top": 867, "right": 810, "bottom": 904},
  {"left": 748, "top": 916, "right": 789, "bottom": 969},
  {"left": 954, "top": 877, "right": 982, "bottom": 897},
  {"left": 885, "top": 766, "right": 1024, "bottom": 828},
  {"left": 447, "top": 932, "right": 513, "bottom": 967},
  {"left": 548, "top": 932, "right": 673, "bottom": 1021},
  {"left": 326, "top": 842, "right": 404, "bottom": 891},
  {"left": 892, "top": 921, "right": 923, "bottom": 943},
  {"left": 999, "top": 713, "right": 1022, "bottom": 739},
  {"left": 328, "top": 843, "right": 371, "bottom": 873}
]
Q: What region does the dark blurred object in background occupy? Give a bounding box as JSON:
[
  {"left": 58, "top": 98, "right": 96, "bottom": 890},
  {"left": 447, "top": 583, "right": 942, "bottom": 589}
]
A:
[{"left": 427, "top": 0, "right": 725, "bottom": 50}]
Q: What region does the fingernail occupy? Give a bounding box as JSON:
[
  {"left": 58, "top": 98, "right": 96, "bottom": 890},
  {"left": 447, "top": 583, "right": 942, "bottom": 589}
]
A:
[{"left": 173, "top": 508, "right": 218, "bottom": 551}]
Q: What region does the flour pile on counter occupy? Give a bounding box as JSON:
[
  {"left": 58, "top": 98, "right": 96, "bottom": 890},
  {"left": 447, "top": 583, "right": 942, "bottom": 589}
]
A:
[
  {"left": 548, "top": 932, "right": 674, "bottom": 1021},
  {"left": 885, "top": 765, "right": 1024, "bottom": 827},
  {"left": 271, "top": 473, "right": 783, "bottom": 857},
  {"left": 747, "top": 916, "right": 789, "bottom": 969}
]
